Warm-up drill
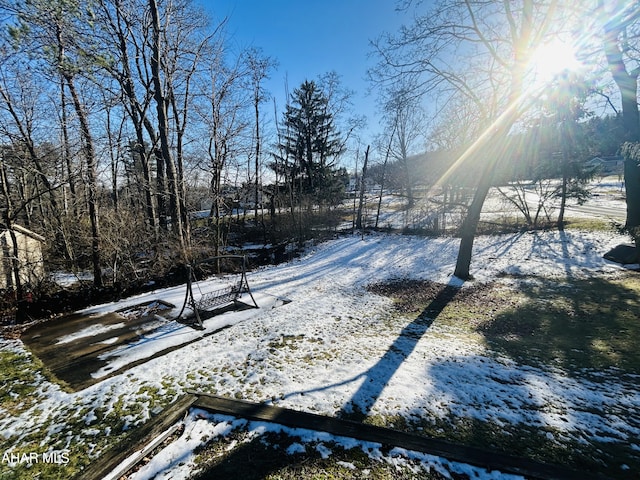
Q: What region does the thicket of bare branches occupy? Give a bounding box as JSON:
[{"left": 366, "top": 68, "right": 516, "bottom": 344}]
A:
[{"left": 0, "top": 0, "right": 364, "bottom": 313}]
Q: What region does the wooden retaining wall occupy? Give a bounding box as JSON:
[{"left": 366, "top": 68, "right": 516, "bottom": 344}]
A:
[{"left": 76, "top": 393, "right": 599, "bottom": 480}]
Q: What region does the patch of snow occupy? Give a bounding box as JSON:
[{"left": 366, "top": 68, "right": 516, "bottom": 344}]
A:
[
  {"left": 127, "top": 412, "right": 244, "bottom": 480},
  {"left": 56, "top": 323, "right": 125, "bottom": 344},
  {"left": 130, "top": 410, "right": 527, "bottom": 480},
  {"left": 315, "top": 442, "right": 332, "bottom": 459},
  {"left": 337, "top": 460, "right": 357, "bottom": 469},
  {"left": 50, "top": 271, "right": 93, "bottom": 287},
  {"left": 94, "top": 337, "right": 119, "bottom": 346},
  {"left": 91, "top": 293, "right": 281, "bottom": 379},
  {"left": 286, "top": 442, "right": 305, "bottom": 455}
]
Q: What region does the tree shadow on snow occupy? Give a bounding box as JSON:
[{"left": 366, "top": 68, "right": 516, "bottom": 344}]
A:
[
  {"left": 400, "top": 354, "right": 640, "bottom": 478},
  {"left": 339, "top": 279, "right": 461, "bottom": 421},
  {"left": 191, "top": 280, "right": 462, "bottom": 479}
]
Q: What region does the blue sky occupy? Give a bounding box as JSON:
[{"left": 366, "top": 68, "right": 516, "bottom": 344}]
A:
[{"left": 201, "top": 0, "right": 410, "bottom": 141}]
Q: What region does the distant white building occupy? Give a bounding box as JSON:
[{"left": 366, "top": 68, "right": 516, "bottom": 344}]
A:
[
  {"left": 0, "top": 224, "right": 45, "bottom": 290},
  {"left": 588, "top": 156, "right": 624, "bottom": 176}
]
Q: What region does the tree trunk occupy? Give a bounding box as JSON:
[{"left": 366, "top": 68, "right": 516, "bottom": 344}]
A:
[
  {"left": 175, "top": 132, "right": 190, "bottom": 248},
  {"left": 602, "top": 1, "right": 640, "bottom": 238},
  {"left": 60, "top": 78, "right": 77, "bottom": 217},
  {"left": 105, "top": 103, "right": 120, "bottom": 212},
  {"left": 108, "top": 0, "right": 158, "bottom": 235},
  {"left": 454, "top": 170, "right": 492, "bottom": 280},
  {"left": 0, "top": 158, "right": 22, "bottom": 297},
  {"left": 375, "top": 156, "right": 389, "bottom": 230},
  {"left": 123, "top": 88, "right": 158, "bottom": 234},
  {"left": 376, "top": 125, "right": 396, "bottom": 229},
  {"left": 557, "top": 122, "right": 569, "bottom": 230},
  {"left": 624, "top": 157, "right": 640, "bottom": 227},
  {"left": 452, "top": 0, "right": 535, "bottom": 279},
  {"left": 356, "top": 145, "right": 370, "bottom": 230},
  {"left": 603, "top": 21, "right": 640, "bottom": 141},
  {"left": 64, "top": 74, "right": 102, "bottom": 288},
  {"left": 135, "top": 133, "right": 157, "bottom": 235},
  {"left": 149, "top": 0, "right": 185, "bottom": 254},
  {"left": 254, "top": 97, "right": 261, "bottom": 222},
  {"left": 453, "top": 111, "right": 521, "bottom": 280},
  {"left": 558, "top": 175, "right": 568, "bottom": 230}
]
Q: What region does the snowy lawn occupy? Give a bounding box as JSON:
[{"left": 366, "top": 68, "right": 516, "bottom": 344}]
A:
[{"left": 1, "top": 228, "right": 639, "bottom": 479}]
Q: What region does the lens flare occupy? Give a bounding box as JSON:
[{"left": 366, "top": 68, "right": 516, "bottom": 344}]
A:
[{"left": 527, "top": 39, "right": 582, "bottom": 89}]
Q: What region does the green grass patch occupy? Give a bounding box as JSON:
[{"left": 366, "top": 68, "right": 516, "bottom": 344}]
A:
[
  {"left": 564, "top": 217, "right": 615, "bottom": 231},
  {"left": 479, "top": 275, "right": 640, "bottom": 373},
  {"left": 475, "top": 217, "right": 617, "bottom": 235},
  {"left": 0, "top": 414, "right": 126, "bottom": 480},
  {"left": 0, "top": 366, "right": 177, "bottom": 480},
  {"left": 0, "top": 350, "right": 42, "bottom": 415},
  {"left": 192, "top": 429, "right": 448, "bottom": 480},
  {"left": 0, "top": 347, "right": 68, "bottom": 415}
]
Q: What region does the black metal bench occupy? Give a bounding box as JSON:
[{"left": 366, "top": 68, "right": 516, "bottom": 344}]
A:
[{"left": 195, "top": 284, "right": 241, "bottom": 311}]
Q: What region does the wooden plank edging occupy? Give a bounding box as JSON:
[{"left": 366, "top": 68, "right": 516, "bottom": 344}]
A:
[
  {"left": 75, "top": 392, "right": 609, "bottom": 480},
  {"left": 75, "top": 394, "right": 197, "bottom": 480},
  {"left": 190, "top": 392, "right": 603, "bottom": 480}
]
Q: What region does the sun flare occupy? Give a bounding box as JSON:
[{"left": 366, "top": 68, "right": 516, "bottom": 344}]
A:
[{"left": 527, "top": 39, "right": 582, "bottom": 88}]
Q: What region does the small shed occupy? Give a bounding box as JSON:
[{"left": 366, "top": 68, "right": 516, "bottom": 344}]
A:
[{"left": 0, "top": 224, "right": 46, "bottom": 291}]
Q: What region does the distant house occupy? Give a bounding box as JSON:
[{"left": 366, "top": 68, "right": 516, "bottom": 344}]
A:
[
  {"left": 588, "top": 156, "right": 624, "bottom": 176},
  {"left": 0, "top": 224, "right": 45, "bottom": 291}
]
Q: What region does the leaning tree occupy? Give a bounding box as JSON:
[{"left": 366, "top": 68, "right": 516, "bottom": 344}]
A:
[{"left": 371, "top": 0, "right": 579, "bottom": 279}]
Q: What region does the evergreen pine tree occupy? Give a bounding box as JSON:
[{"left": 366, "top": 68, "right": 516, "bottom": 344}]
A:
[{"left": 278, "top": 80, "right": 345, "bottom": 206}]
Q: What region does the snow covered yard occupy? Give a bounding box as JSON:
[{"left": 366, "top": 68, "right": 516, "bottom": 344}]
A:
[{"left": 1, "top": 228, "right": 639, "bottom": 479}]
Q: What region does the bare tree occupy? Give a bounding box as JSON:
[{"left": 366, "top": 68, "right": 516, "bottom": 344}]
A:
[
  {"left": 162, "top": 2, "right": 220, "bottom": 249},
  {"left": 356, "top": 145, "right": 370, "bottom": 230},
  {"left": 148, "top": 0, "right": 186, "bottom": 256},
  {"left": 241, "top": 48, "right": 277, "bottom": 223},
  {"left": 372, "top": 0, "right": 571, "bottom": 279},
  {"left": 2, "top": 0, "right": 104, "bottom": 286},
  {"left": 194, "top": 42, "right": 251, "bottom": 256},
  {"left": 380, "top": 78, "right": 426, "bottom": 209},
  {"left": 96, "top": 0, "right": 159, "bottom": 235},
  {"left": 373, "top": 127, "right": 395, "bottom": 229}
]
